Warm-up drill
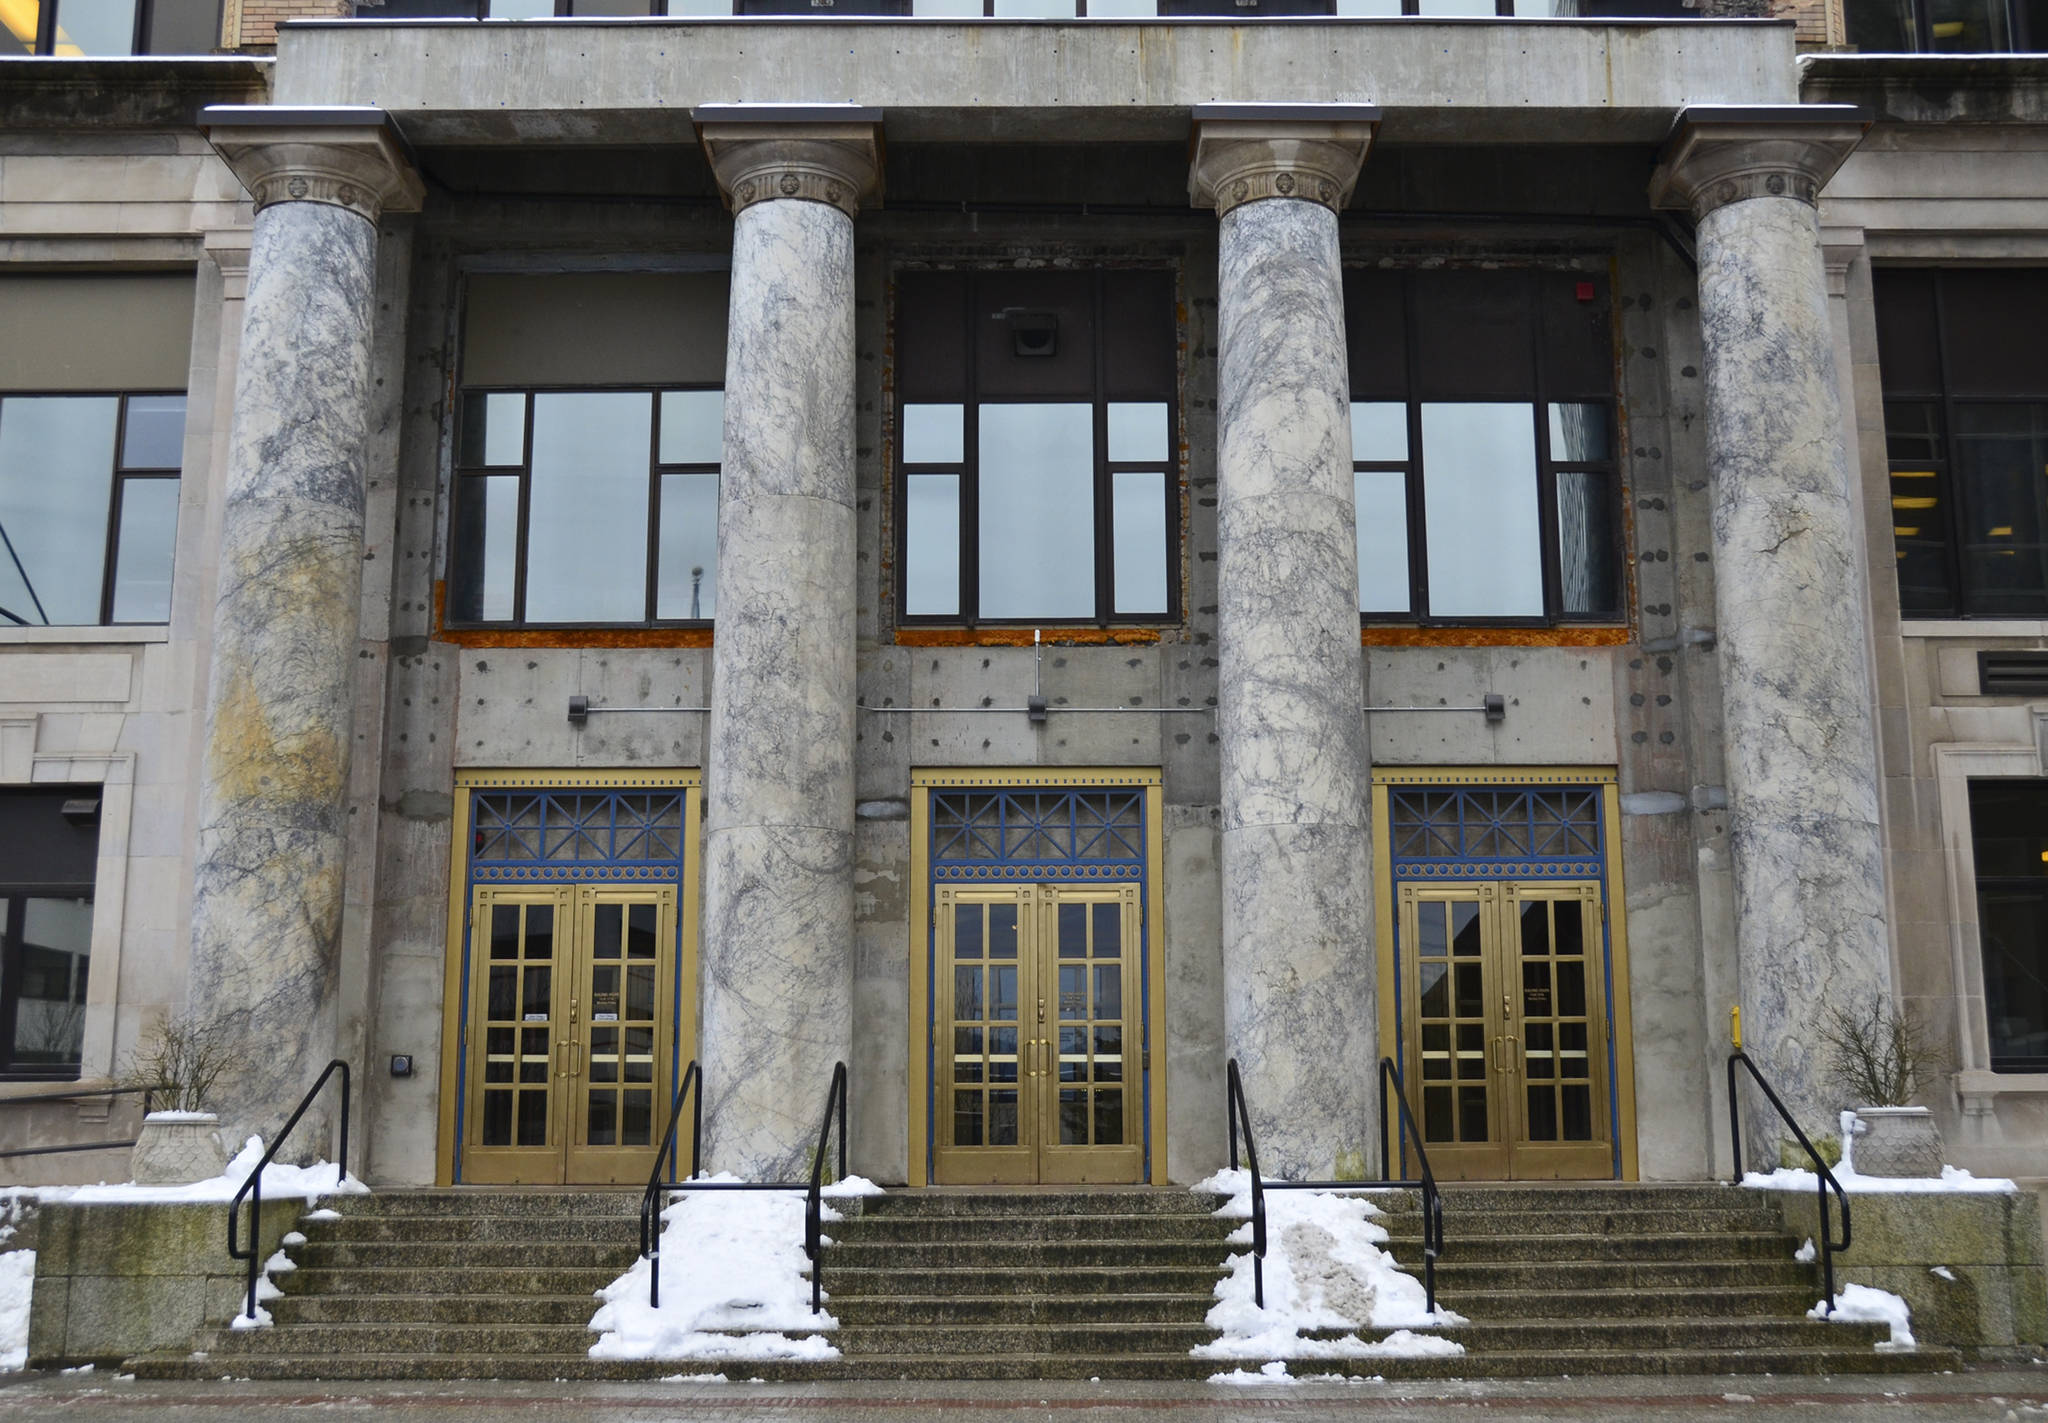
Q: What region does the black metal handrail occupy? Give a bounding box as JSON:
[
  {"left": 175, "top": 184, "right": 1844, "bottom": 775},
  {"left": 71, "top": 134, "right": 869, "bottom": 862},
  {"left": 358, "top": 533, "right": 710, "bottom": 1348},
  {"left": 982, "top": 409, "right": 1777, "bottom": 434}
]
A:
[
  {"left": 1727, "top": 1051, "right": 1851, "bottom": 1312},
  {"left": 639, "top": 1059, "right": 704, "bottom": 1305},
  {"left": 229, "top": 1059, "right": 351, "bottom": 1324},
  {"left": 1376, "top": 1056, "right": 1442, "bottom": 1314},
  {"left": 1223, "top": 1058, "right": 1270, "bottom": 1308},
  {"left": 0, "top": 1085, "right": 154, "bottom": 1159},
  {"left": 805, "top": 1060, "right": 849, "bottom": 1315}
]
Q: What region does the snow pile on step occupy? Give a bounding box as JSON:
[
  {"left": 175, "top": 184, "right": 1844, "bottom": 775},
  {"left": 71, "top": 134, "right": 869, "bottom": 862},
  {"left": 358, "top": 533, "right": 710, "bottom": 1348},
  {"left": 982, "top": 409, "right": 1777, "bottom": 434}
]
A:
[
  {"left": 1811, "top": 1283, "right": 1916, "bottom": 1349},
  {"left": 0, "top": 1250, "right": 34, "bottom": 1371},
  {"left": 1743, "top": 1112, "right": 2015, "bottom": 1195},
  {"left": 18, "top": 1137, "right": 366, "bottom": 1206},
  {"left": 588, "top": 1173, "right": 883, "bottom": 1363},
  {"left": 1189, "top": 1169, "right": 1462, "bottom": 1365}
]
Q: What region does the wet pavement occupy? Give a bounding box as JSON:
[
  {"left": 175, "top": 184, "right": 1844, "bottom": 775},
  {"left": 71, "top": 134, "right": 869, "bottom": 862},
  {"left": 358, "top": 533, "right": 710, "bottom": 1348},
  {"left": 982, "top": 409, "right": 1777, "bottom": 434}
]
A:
[{"left": 0, "top": 1367, "right": 2045, "bottom": 1421}]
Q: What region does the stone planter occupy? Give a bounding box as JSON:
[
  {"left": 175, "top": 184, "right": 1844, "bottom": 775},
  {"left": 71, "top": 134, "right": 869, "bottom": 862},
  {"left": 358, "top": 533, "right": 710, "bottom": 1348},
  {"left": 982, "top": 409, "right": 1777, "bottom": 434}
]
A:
[
  {"left": 129, "top": 1112, "right": 226, "bottom": 1186},
  {"left": 1852, "top": 1105, "right": 1944, "bottom": 1179}
]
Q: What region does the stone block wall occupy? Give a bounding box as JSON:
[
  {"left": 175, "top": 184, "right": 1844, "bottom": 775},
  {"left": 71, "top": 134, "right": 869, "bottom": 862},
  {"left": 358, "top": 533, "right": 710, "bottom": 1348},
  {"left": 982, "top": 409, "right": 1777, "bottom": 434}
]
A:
[{"left": 1770, "top": 1187, "right": 2048, "bottom": 1355}]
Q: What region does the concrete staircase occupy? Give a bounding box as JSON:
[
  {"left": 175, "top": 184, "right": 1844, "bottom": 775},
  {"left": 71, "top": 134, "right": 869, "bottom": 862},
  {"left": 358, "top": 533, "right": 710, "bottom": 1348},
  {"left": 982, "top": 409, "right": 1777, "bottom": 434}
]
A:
[{"left": 123, "top": 1181, "right": 1961, "bottom": 1380}]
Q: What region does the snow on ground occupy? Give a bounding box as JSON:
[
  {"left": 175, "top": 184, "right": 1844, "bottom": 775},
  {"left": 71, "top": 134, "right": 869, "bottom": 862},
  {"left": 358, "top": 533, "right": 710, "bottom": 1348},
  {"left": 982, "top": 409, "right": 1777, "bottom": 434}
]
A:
[
  {"left": 587, "top": 1174, "right": 882, "bottom": 1362},
  {"left": 1742, "top": 1111, "right": 2015, "bottom": 1195},
  {"left": 1189, "top": 1169, "right": 1463, "bottom": 1367},
  {"left": 0, "top": 1250, "right": 34, "bottom": 1371},
  {"left": 1208, "top": 1362, "right": 1386, "bottom": 1385},
  {"left": 21, "top": 1137, "right": 368, "bottom": 1206},
  {"left": 1811, "top": 1282, "right": 1916, "bottom": 1349}
]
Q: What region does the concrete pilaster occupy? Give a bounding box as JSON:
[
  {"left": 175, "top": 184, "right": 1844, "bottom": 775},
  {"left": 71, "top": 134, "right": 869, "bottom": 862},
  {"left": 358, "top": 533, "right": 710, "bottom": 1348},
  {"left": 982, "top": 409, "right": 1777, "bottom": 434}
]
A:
[
  {"left": 695, "top": 108, "right": 881, "bottom": 1180},
  {"left": 1653, "top": 109, "right": 1888, "bottom": 1143},
  {"left": 190, "top": 110, "right": 421, "bottom": 1150},
  {"left": 1192, "top": 109, "right": 1378, "bottom": 1178}
]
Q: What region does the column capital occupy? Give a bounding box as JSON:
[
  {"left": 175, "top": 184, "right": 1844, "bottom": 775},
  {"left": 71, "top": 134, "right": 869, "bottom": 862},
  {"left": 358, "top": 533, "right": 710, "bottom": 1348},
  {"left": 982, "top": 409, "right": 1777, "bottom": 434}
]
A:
[
  {"left": 694, "top": 105, "right": 884, "bottom": 221},
  {"left": 1188, "top": 104, "right": 1379, "bottom": 218},
  {"left": 203, "top": 107, "right": 425, "bottom": 224},
  {"left": 1649, "top": 105, "right": 1868, "bottom": 222}
]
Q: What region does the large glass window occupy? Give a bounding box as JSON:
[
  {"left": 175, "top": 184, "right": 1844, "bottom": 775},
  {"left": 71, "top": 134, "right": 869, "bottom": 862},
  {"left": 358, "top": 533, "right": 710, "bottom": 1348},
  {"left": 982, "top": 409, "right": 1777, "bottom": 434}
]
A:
[
  {"left": 1875, "top": 270, "right": 2048, "bottom": 619},
  {"left": 0, "top": 790, "right": 100, "bottom": 1080},
  {"left": 1344, "top": 268, "right": 1622, "bottom": 625},
  {"left": 0, "top": 393, "right": 184, "bottom": 628},
  {"left": 1845, "top": 0, "right": 2042, "bottom": 51},
  {"left": 895, "top": 270, "right": 1177, "bottom": 626},
  {"left": 447, "top": 387, "right": 721, "bottom": 626},
  {"left": 1969, "top": 780, "right": 2048, "bottom": 1072},
  {"left": 4, "top": 0, "right": 219, "bottom": 54}
]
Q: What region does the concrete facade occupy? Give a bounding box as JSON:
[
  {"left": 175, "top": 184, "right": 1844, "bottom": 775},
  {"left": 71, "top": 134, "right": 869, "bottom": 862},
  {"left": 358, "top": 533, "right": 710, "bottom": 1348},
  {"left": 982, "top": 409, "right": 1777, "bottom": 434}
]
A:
[{"left": 1, "top": 22, "right": 2045, "bottom": 1204}]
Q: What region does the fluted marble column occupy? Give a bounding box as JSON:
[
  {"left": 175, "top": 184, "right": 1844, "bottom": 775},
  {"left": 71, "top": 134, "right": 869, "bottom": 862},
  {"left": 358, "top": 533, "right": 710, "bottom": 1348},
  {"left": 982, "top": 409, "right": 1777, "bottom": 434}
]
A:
[
  {"left": 695, "top": 109, "right": 881, "bottom": 1180},
  {"left": 1652, "top": 109, "right": 1887, "bottom": 1139},
  {"left": 1192, "top": 109, "right": 1378, "bottom": 1179},
  {"left": 193, "top": 111, "right": 422, "bottom": 1147}
]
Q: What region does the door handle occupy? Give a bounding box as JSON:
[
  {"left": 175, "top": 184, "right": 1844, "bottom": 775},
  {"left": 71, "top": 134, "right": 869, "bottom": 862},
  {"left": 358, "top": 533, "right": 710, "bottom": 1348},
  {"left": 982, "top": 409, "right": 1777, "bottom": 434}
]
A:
[
  {"left": 1502, "top": 1034, "right": 1519, "bottom": 1077},
  {"left": 555, "top": 1039, "right": 571, "bottom": 1079},
  {"left": 568, "top": 1040, "right": 583, "bottom": 1078}
]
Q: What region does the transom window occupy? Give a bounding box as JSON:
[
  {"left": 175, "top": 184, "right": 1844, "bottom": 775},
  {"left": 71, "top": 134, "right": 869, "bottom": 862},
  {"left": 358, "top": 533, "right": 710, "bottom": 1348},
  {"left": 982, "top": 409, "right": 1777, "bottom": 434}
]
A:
[
  {"left": 447, "top": 388, "right": 721, "bottom": 626},
  {"left": 1346, "top": 269, "right": 1622, "bottom": 625},
  {"left": 0, "top": 392, "right": 185, "bottom": 628},
  {"left": 895, "top": 269, "right": 1178, "bottom": 627},
  {"left": 1875, "top": 269, "right": 2048, "bottom": 619},
  {"left": 1968, "top": 780, "right": 2048, "bottom": 1072}
]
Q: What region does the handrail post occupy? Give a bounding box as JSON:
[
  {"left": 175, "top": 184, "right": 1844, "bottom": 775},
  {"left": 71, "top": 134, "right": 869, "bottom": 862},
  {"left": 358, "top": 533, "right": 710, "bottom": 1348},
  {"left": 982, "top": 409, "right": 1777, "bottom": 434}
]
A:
[
  {"left": 1726, "top": 1051, "right": 1851, "bottom": 1318},
  {"left": 228, "top": 1059, "right": 351, "bottom": 1324}
]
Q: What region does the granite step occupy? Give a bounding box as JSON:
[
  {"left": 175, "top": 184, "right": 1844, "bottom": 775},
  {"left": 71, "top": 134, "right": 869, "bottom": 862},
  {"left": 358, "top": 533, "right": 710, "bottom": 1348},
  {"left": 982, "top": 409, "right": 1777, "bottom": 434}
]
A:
[
  {"left": 859, "top": 1189, "right": 1217, "bottom": 1217},
  {"left": 291, "top": 1213, "right": 647, "bottom": 1245},
  {"left": 269, "top": 1292, "right": 603, "bottom": 1326},
  {"left": 358, "top": 1191, "right": 643, "bottom": 1218},
  {"left": 1414, "top": 1258, "right": 1822, "bottom": 1291},
  {"left": 285, "top": 1240, "right": 642, "bottom": 1270},
  {"left": 274, "top": 1265, "right": 625, "bottom": 1297},
  {"left": 829, "top": 1293, "right": 1215, "bottom": 1326},
  {"left": 1375, "top": 1207, "right": 1787, "bottom": 1238},
  {"left": 1427, "top": 1285, "right": 1824, "bottom": 1320},
  {"left": 1373, "top": 1230, "right": 1799, "bottom": 1263},
  {"left": 819, "top": 1239, "right": 1233, "bottom": 1270},
  {"left": 826, "top": 1212, "right": 1238, "bottom": 1243},
  {"left": 823, "top": 1264, "right": 1228, "bottom": 1296}
]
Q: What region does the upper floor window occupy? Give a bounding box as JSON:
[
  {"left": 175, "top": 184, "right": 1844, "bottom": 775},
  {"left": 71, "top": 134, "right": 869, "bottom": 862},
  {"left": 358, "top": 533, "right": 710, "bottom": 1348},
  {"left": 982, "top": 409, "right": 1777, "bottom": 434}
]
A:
[
  {"left": 446, "top": 271, "right": 729, "bottom": 629},
  {"left": 1345, "top": 268, "right": 1622, "bottom": 626},
  {"left": 1969, "top": 779, "right": 2048, "bottom": 1072},
  {"left": 1845, "top": 0, "right": 2044, "bottom": 51},
  {"left": 1875, "top": 269, "right": 2048, "bottom": 619},
  {"left": 894, "top": 269, "right": 1178, "bottom": 627},
  {"left": 4, "top": 0, "right": 220, "bottom": 53}
]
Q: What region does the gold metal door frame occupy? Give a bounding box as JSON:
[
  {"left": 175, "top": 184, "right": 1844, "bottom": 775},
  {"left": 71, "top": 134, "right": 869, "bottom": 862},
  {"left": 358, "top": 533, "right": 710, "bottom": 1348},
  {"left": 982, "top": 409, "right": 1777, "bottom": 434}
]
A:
[
  {"left": 1395, "top": 880, "right": 1613, "bottom": 1181},
  {"left": 933, "top": 882, "right": 1144, "bottom": 1185}
]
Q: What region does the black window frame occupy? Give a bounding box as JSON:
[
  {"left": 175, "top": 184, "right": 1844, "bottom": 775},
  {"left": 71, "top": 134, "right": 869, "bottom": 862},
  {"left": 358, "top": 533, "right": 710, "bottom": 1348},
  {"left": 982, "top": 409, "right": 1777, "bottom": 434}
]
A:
[
  {"left": 0, "top": 388, "right": 186, "bottom": 630},
  {"left": 1968, "top": 778, "right": 2048, "bottom": 1074},
  {"left": 1877, "top": 268, "right": 2048, "bottom": 621},
  {"left": 892, "top": 267, "right": 1182, "bottom": 630},
  {"left": 445, "top": 382, "right": 723, "bottom": 630},
  {"left": 1348, "top": 269, "right": 1625, "bottom": 629}
]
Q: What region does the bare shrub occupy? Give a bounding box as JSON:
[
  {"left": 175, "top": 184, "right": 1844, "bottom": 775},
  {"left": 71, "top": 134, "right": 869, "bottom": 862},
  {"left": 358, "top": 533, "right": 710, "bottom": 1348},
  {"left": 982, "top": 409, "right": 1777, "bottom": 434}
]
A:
[
  {"left": 1817, "top": 996, "right": 1949, "bottom": 1108},
  {"left": 118, "top": 1011, "right": 247, "bottom": 1114}
]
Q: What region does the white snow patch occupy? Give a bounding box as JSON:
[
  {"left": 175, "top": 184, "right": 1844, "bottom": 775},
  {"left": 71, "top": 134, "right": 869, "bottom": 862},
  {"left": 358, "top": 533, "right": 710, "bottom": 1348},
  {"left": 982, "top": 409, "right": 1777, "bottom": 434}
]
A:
[
  {"left": 1794, "top": 1238, "right": 1816, "bottom": 1263},
  {"left": 1189, "top": 1170, "right": 1462, "bottom": 1365},
  {"left": 1210, "top": 1362, "right": 1298, "bottom": 1385},
  {"left": 142, "top": 1111, "right": 218, "bottom": 1124},
  {"left": 1744, "top": 1112, "right": 2014, "bottom": 1194},
  {"left": 1932, "top": 1266, "right": 1958, "bottom": 1282},
  {"left": 303, "top": 1209, "right": 342, "bottom": 1221},
  {"left": 1812, "top": 1283, "right": 1916, "bottom": 1349},
  {"left": 39, "top": 1137, "right": 368, "bottom": 1206},
  {"left": 587, "top": 1174, "right": 882, "bottom": 1362},
  {"left": 281, "top": 1231, "right": 307, "bottom": 1247},
  {"left": 658, "top": 1373, "right": 729, "bottom": 1383},
  {"left": 0, "top": 1252, "right": 34, "bottom": 1372},
  {"left": 59, "top": 1362, "right": 92, "bottom": 1374}
]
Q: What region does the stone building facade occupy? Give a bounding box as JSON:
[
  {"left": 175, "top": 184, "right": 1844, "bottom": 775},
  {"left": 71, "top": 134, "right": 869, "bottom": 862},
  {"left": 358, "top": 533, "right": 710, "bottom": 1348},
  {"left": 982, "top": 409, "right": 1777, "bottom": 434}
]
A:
[{"left": 1, "top": 2, "right": 2045, "bottom": 1193}]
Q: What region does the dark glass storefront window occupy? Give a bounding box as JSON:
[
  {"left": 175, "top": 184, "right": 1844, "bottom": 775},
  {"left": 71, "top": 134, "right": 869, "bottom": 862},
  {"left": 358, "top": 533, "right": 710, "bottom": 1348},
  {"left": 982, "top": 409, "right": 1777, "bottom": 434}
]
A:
[
  {"left": 0, "top": 790, "right": 99, "bottom": 1080},
  {"left": 1969, "top": 780, "right": 2048, "bottom": 1071},
  {"left": 1845, "top": 0, "right": 2041, "bottom": 51},
  {"left": 1344, "top": 268, "right": 1623, "bottom": 625},
  {"left": 895, "top": 269, "right": 1178, "bottom": 627},
  {"left": 1875, "top": 270, "right": 2048, "bottom": 619},
  {"left": 4, "top": 0, "right": 219, "bottom": 54}
]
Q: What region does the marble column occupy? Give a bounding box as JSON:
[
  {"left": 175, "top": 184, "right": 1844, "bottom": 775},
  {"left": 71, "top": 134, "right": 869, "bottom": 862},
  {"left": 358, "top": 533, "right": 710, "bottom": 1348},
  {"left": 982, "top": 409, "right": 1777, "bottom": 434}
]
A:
[
  {"left": 1651, "top": 110, "right": 1887, "bottom": 1141},
  {"left": 695, "top": 109, "right": 881, "bottom": 1181},
  {"left": 191, "top": 112, "right": 423, "bottom": 1150},
  {"left": 1192, "top": 110, "right": 1379, "bottom": 1179}
]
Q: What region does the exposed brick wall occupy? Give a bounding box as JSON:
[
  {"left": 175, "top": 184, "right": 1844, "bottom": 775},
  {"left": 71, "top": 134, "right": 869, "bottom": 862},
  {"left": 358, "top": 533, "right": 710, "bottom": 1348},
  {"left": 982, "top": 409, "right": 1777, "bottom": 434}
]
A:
[
  {"left": 236, "top": 0, "right": 349, "bottom": 51},
  {"left": 1698, "top": 0, "right": 1838, "bottom": 46}
]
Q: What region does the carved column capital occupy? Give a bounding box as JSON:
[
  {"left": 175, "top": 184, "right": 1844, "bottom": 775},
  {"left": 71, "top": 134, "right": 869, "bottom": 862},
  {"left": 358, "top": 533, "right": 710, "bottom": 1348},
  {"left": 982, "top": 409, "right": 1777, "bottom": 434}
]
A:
[
  {"left": 696, "top": 105, "right": 884, "bottom": 220},
  {"left": 204, "top": 107, "right": 425, "bottom": 224},
  {"left": 1188, "top": 105, "right": 1379, "bottom": 218},
  {"left": 1649, "top": 106, "right": 1868, "bottom": 222}
]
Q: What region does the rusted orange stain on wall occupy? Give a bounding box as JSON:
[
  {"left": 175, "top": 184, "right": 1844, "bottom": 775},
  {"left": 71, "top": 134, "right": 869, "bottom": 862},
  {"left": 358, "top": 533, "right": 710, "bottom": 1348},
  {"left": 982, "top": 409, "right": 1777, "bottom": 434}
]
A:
[
  {"left": 1362, "top": 625, "right": 1632, "bottom": 648},
  {"left": 896, "top": 627, "right": 1164, "bottom": 648},
  {"left": 432, "top": 583, "right": 715, "bottom": 649}
]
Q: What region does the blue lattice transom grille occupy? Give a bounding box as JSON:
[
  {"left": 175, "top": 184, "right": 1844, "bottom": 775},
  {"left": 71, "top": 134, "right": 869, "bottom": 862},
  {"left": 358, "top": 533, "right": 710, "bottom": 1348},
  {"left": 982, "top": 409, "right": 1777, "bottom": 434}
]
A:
[
  {"left": 930, "top": 789, "right": 1145, "bottom": 880},
  {"left": 470, "top": 791, "right": 685, "bottom": 882},
  {"left": 1389, "top": 786, "right": 1603, "bottom": 880}
]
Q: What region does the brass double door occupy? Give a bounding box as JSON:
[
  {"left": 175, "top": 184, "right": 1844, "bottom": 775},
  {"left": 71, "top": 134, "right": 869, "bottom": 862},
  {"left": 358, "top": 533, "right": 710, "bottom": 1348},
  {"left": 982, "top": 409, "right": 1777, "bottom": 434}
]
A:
[
  {"left": 462, "top": 883, "right": 678, "bottom": 1185},
  {"left": 1397, "top": 882, "right": 1614, "bottom": 1180},
  {"left": 935, "top": 883, "right": 1143, "bottom": 1185}
]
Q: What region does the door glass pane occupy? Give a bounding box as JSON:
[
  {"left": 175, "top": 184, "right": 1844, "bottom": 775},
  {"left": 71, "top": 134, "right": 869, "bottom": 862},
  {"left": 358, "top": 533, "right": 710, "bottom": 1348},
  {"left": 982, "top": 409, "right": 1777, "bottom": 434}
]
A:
[
  {"left": 1058, "top": 903, "right": 1086, "bottom": 957},
  {"left": 1420, "top": 403, "right": 1543, "bottom": 619},
  {"left": 953, "top": 904, "right": 983, "bottom": 959},
  {"left": 1356, "top": 470, "right": 1411, "bottom": 614},
  {"left": 988, "top": 1089, "right": 1019, "bottom": 1145},
  {"left": 1519, "top": 900, "right": 1550, "bottom": 957},
  {"left": 1111, "top": 471, "right": 1167, "bottom": 616},
  {"left": 525, "top": 904, "right": 554, "bottom": 956},
  {"left": 658, "top": 390, "right": 723, "bottom": 466},
  {"left": 954, "top": 1089, "right": 983, "bottom": 1146},
  {"left": 0, "top": 396, "right": 117, "bottom": 626},
  {"left": 988, "top": 904, "right": 1018, "bottom": 958},
  {"left": 50, "top": 0, "right": 139, "bottom": 53},
  {"left": 525, "top": 392, "right": 651, "bottom": 623},
  {"left": 591, "top": 903, "right": 621, "bottom": 959},
  {"left": 627, "top": 903, "right": 656, "bottom": 957},
  {"left": 656, "top": 472, "right": 717, "bottom": 620},
  {"left": 1093, "top": 1089, "right": 1122, "bottom": 1145},
  {"left": 491, "top": 905, "right": 519, "bottom": 959},
  {"left": 906, "top": 474, "right": 962, "bottom": 616},
  {"left": 1451, "top": 900, "right": 1481, "bottom": 956},
  {"left": 1093, "top": 964, "right": 1121, "bottom": 1018},
  {"left": 1060, "top": 1088, "right": 1088, "bottom": 1145},
  {"left": 1092, "top": 903, "right": 1120, "bottom": 957},
  {"left": 14, "top": 897, "right": 90, "bottom": 1069},
  {"left": 110, "top": 478, "right": 179, "bottom": 623},
  {"left": 977, "top": 403, "right": 1095, "bottom": 619}
]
